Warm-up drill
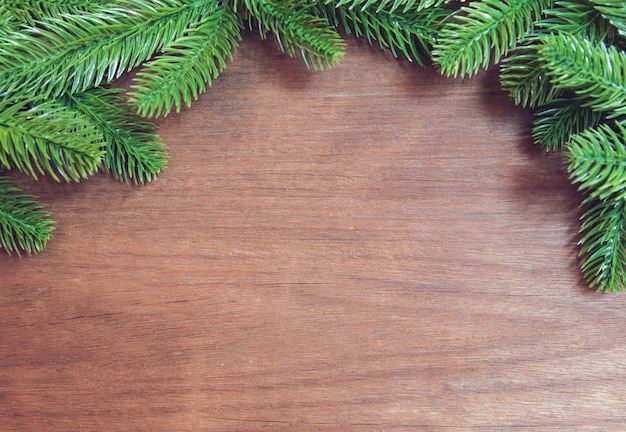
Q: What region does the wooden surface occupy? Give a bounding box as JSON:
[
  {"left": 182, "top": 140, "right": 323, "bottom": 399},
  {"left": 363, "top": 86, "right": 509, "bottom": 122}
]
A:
[{"left": 2, "top": 35, "right": 626, "bottom": 431}]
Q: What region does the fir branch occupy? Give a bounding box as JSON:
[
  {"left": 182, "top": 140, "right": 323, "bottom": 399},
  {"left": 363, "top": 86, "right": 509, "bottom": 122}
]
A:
[
  {"left": 432, "top": 0, "right": 553, "bottom": 78},
  {"left": 62, "top": 88, "right": 168, "bottom": 183},
  {"left": 578, "top": 195, "right": 626, "bottom": 292},
  {"left": 2, "top": 0, "right": 108, "bottom": 25},
  {"left": 500, "top": 40, "right": 558, "bottom": 108},
  {"left": 0, "top": 0, "right": 211, "bottom": 100},
  {"left": 324, "top": 0, "right": 452, "bottom": 13},
  {"left": 128, "top": 1, "right": 242, "bottom": 118},
  {"left": 500, "top": 0, "right": 613, "bottom": 109},
  {"left": 566, "top": 121, "right": 626, "bottom": 202},
  {"left": 533, "top": 97, "right": 604, "bottom": 151},
  {"left": 540, "top": 0, "right": 613, "bottom": 42},
  {"left": 538, "top": 33, "right": 626, "bottom": 119},
  {"left": 0, "top": 175, "right": 54, "bottom": 256},
  {"left": 237, "top": 0, "right": 345, "bottom": 69},
  {"left": 590, "top": 0, "right": 626, "bottom": 38},
  {"left": 0, "top": 98, "right": 105, "bottom": 182},
  {"left": 0, "top": 6, "right": 19, "bottom": 38},
  {"left": 322, "top": 1, "right": 448, "bottom": 64}
]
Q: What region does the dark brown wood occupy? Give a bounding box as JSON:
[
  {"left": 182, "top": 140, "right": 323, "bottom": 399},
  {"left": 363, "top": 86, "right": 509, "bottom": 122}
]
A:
[{"left": 2, "top": 35, "right": 626, "bottom": 431}]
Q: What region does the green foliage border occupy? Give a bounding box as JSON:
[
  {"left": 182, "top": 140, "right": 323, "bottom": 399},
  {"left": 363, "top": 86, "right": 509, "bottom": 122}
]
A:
[{"left": 2, "top": 0, "right": 626, "bottom": 293}]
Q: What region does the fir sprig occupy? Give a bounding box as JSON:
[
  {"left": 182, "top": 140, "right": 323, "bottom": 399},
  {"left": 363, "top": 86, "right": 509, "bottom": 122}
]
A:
[
  {"left": 0, "top": 98, "right": 105, "bottom": 182},
  {"left": 500, "top": 40, "right": 559, "bottom": 109},
  {"left": 62, "top": 88, "right": 168, "bottom": 183},
  {"left": 327, "top": 0, "right": 451, "bottom": 13},
  {"left": 0, "top": 0, "right": 208, "bottom": 100},
  {"left": 238, "top": 0, "right": 346, "bottom": 69},
  {"left": 577, "top": 195, "right": 626, "bottom": 292},
  {"left": 129, "top": 1, "right": 242, "bottom": 117},
  {"left": 541, "top": 0, "right": 612, "bottom": 41},
  {"left": 591, "top": 0, "right": 626, "bottom": 37},
  {"left": 499, "top": 0, "right": 612, "bottom": 111},
  {"left": 432, "top": 0, "right": 553, "bottom": 78},
  {"left": 566, "top": 122, "right": 626, "bottom": 202},
  {"left": 538, "top": 33, "right": 626, "bottom": 119},
  {"left": 0, "top": 176, "right": 54, "bottom": 256},
  {"left": 2, "top": 0, "right": 109, "bottom": 25},
  {"left": 532, "top": 97, "right": 604, "bottom": 151},
  {"left": 322, "top": 1, "right": 448, "bottom": 64}
]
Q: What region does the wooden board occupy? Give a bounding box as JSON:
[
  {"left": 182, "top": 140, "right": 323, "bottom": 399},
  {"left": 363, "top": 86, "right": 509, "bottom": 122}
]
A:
[{"left": 2, "top": 35, "right": 626, "bottom": 431}]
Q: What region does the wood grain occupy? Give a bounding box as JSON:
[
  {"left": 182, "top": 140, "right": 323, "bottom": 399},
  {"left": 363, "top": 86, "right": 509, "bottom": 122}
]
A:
[{"left": 2, "top": 35, "right": 626, "bottom": 431}]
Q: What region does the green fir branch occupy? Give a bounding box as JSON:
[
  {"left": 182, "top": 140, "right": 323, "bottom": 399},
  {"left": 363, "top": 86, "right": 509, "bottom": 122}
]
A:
[
  {"left": 129, "top": 1, "right": 242, "bottom": 118},
  {"left": 566, "top": 121, "right": 626, "bottom": 202},
  {"left": 324, "top": 0, "right": 452, "bottom": 13},
  {"left": 432, "top": 0, "right": 553, "bottom": 78},
  {"left": 0, "top": 98, "right": 105, "bottom": 182},
  {"left": 577, "top": 195, "right": 626, "bottom": 292},
  {"left": 533, "top": 97, "right": 604, "bottom": 151},
  {"left": 540, "top": 0, "right": 613, "bottom": 41},
  {"left": 322, "top": 1, "right": 448, "bottom": 64},
  {"left": 500, "top": 0, "right": 613, "bottom": 109},
  {"left": 0, "top": 175, "right": 54, "bottom": 256},
  {"left": 62, "top": 88, "right": 168, "bottom": 183},
  {"left": 500, "top": 39, "right": 558, "bottom": 108},
  {"left": 237, "top": 0, "right": 346, "bottom": 69},
  {"left": 591, "top": 0, "right": 626, "bottom": 38},
  {"left": 0, "top": 6, "right": 19, "bottom": 38},
  {"left": 0, "top": 0, "right": 210, "bottom": 100},
  {"left": 538, "top": 33, "right": 626, "bottom": 118},
  {"left": 2, "top": 0, "right": 109, "bottom": 25}
]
